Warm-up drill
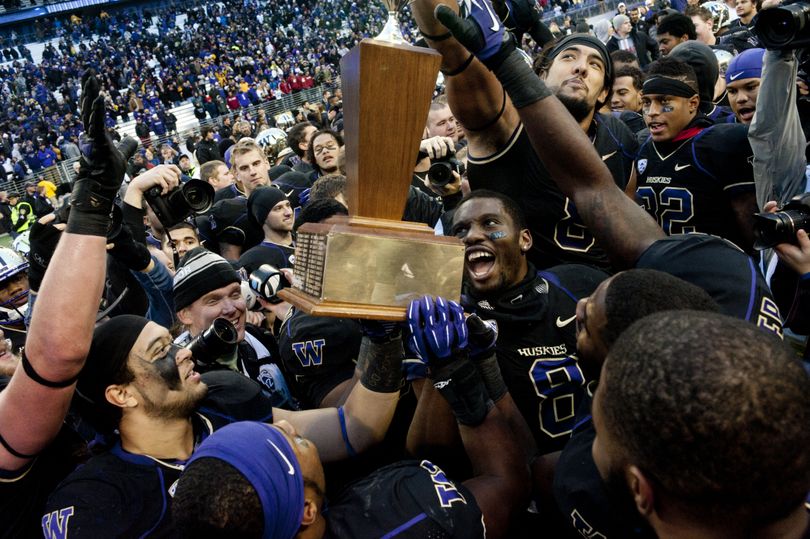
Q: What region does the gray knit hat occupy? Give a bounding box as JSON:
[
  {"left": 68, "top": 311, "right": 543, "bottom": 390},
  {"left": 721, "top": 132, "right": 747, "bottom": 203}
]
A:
[{"left": 173, "top": 247, "right": 240, "bottom": 311}]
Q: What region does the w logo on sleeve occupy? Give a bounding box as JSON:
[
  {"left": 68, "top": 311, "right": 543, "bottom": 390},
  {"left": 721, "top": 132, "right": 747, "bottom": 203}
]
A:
[
  {"left": 42, "top": 507, "right": 74, "bottom": 539},
  {"left": 291, "top": 339, "right": 325, "bottom": 367}
]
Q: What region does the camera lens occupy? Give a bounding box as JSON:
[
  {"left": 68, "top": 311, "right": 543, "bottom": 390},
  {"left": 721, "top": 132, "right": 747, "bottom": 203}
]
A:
[
  {"left": 754, "top": 3, "right": 810, "bottom": 48},
  {"left": 181, "top": 179, "right": 215, "bottom": 212},
  {"left": 211, "top": 317, "right": 238, "bottom": 342},
  {"left": 428, "top": 162, "right": 453, "bottom": 187},
  {"left": 752, "top": 210, "right": 808, "bottom": 250},
  {"left": 187, "top": 317, "right": 239, "bottom": 365},
  {"left": 249, "top": 264, "right": 285, "bottom": 301}
]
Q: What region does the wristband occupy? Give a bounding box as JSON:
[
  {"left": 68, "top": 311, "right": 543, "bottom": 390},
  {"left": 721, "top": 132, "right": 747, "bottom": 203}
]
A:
[
  {"left": 431, "top": 355, "right": 493, "bottom": 426},
  {"left": 472, "top": 352, "right": 508, "bottom": 402},
  {"left": 494, "top": 49, "right": 553, "bottom": 109},
  {"left": 66, "top": 209, "right": 112, "bottom": 237},
  {"left": 359, "top": 336, "right": 404, "bottom": 393}
]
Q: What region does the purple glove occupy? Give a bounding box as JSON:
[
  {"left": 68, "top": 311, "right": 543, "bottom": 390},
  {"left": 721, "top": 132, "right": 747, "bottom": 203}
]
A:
[
  {"left": 359, "top": 319, "right": 402, "bottom": 343},
  {"left": 436, "top": 0, "right": 514, "bottom": 70},
  {"left": 407, "top": 296, "right": 468, "bottom": 364}
]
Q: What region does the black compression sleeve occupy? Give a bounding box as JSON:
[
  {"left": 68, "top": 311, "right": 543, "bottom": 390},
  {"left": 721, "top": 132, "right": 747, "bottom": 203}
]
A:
[
  {"left": 494, "top": 49, "right": 553, "bottom": 109},
  {"left": 358, "top": 336, "right": 404, "bottom": 393}
]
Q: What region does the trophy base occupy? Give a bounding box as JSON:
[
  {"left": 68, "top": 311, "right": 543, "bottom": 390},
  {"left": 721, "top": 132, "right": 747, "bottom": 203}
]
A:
[
  {"left": 277, "top": 288, "right": 410, "bottom": 321},
  {"left": 282, "top": 217, "right": 464, "bottom": 320}
]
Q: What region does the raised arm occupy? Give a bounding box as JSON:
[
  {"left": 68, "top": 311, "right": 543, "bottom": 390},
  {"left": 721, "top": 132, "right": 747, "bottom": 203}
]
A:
[
  {"left": 412, "top": 0, "right": 520, "bottom": 154},
  {"left": 749, "top": 49, "right": 808, "bottom": 210},
  {"left": 407, "top": 296, "right": 529, "bottom": 538},
  {"left": 0, "top": 72, "right": 137, "bottom": 471},
  {"left": 273, "top": 331, "right": 403, "bottom": 462},
  {"left": 436, "top": 3, "right": 665, "bottom": 268}
]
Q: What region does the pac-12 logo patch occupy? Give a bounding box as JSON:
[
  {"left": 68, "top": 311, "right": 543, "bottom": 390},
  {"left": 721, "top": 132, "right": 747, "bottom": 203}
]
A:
[{"left": 637, "top": 159, "right": 647, "bottom": 175}]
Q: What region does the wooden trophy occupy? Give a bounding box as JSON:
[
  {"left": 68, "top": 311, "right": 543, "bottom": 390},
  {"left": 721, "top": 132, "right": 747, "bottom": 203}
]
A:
[{"left": 277, "top": 38, "right": 465, "bottom": 320}]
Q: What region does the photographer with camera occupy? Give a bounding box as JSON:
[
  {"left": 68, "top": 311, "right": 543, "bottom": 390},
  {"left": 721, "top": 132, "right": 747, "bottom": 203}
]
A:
[
  {"left": 173, "top": 247, "right": 297, "bottom": 409},
  {"left": 413, "top": 135, "right": 464, "bottom": 199},
  {"left": 757, "top": 197, "right": 810, "bottom": 346}
]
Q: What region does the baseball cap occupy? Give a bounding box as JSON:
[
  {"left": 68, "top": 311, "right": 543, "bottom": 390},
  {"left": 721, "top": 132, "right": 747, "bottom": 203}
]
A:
[{"left": 208, "top": 198, "right": 251, "bottom": 246}]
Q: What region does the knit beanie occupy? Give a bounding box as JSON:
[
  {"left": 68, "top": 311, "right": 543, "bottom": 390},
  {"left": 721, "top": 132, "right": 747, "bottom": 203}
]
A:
[
  {"left": 247, "top": 186, "right": 288, "bottom": 230},
  {"left": 613, "top": 14, "right": 630, "bottom": 30},
  {"left": 173, "top": 247, "right": 240, "bottom": 311}
]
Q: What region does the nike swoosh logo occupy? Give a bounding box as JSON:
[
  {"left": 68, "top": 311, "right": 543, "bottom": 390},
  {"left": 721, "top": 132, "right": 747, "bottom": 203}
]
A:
[
  {"left": 674, "top": 163, "right": 691, "bottom": 171},
  {"left": 472, "top": 0, "right": 501, "bottom": 32},
  {"left": 267, "top": 439, "right": 295, "bottom": 475},
  {"left": 556, "top": 314, "right": 577, "bottom": 328},
  {"left": 601, "top": 151, "right": 617, "bottom": 161},
  {"left": 729, "top": 72, "right": 743, "bottom": 81}
]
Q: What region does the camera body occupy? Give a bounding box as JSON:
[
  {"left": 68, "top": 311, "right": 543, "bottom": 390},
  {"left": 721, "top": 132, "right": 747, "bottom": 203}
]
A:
[
  {"left": 143, "top": 179, "right": 215, "bottom": 228},
  {"left": 753, "top": 2, "right": 810, "bottom": 49},
  {"left": 753, "top": 193, "right": 810, "bottom": 249},
  {"left": 428, "top": 154, "right": 462, "bottom": 187},
  {"left": 186, "top": 317, "right": 240, "bottom": 366}
]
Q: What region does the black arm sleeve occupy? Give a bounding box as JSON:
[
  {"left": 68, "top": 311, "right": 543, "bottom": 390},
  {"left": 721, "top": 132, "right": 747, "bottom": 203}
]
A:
[
  {"left": 121, "top": 201, "right": 147, "bottom": 244},
  {"left": 529, "top": 19, "right": 554, "bottom": 47},
  {"left": 402, "top": 186, "right": 444, "bottom": 227}
]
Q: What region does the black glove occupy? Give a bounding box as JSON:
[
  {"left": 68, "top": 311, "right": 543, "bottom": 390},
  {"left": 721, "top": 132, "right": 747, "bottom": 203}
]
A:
[
  {"left": 107, "top": 223, "right": 152, "bottom": 271},
  {"left": 465, "top": 314, "right": 508, "bottom": 402},
  {"left": 68, "top": 70, "right": 139, "bottom": 236}
]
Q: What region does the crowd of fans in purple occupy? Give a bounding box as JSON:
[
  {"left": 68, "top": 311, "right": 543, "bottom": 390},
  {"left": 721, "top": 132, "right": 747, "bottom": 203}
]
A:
[{"left": 0, "top": 0, "right": 419, "bottom": 186}]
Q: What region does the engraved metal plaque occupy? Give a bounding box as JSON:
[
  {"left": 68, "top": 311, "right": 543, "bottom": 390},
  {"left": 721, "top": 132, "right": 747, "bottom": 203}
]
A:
[{"left": 282, "top": 221, "right": 465, "bottom": 319}]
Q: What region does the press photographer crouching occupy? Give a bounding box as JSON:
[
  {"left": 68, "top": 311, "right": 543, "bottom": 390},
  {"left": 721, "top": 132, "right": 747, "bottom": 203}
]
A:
[{"left": 173, "top": 247, "right": 297, "bottom": 409}]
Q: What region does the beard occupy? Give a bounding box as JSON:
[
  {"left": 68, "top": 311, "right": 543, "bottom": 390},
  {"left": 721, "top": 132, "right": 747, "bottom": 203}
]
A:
[
  {"left": 556, "top": 92, "right": 594, "bottom": 122},
  {"left": 141, "top": 382, "right": 208, "bottom": 421}
]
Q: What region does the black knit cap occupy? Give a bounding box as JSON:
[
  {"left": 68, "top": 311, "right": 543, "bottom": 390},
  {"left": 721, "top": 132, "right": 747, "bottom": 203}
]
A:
[
  {"left": 173, "top": 247, "right": 241, "bottom": 311},
  {"left": 247, "top": 185, "right": 288, "bottom": 229},
  {"left": 77, "top": 315, "right": 150, "bottom": 408}
]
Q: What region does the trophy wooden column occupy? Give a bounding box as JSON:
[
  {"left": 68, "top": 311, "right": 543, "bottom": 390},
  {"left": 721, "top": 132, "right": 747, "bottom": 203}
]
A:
[{"left": 278, "top": 39, "right": 465, "bottom": 320}]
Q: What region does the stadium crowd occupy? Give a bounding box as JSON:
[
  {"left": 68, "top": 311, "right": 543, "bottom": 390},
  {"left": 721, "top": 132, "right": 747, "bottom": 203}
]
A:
[
  {"left": 0, "top": 0, "right": 416, "bottom": 187},
  {"left": 0, "top": 0, "right": 808, "bottom": 537}
]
